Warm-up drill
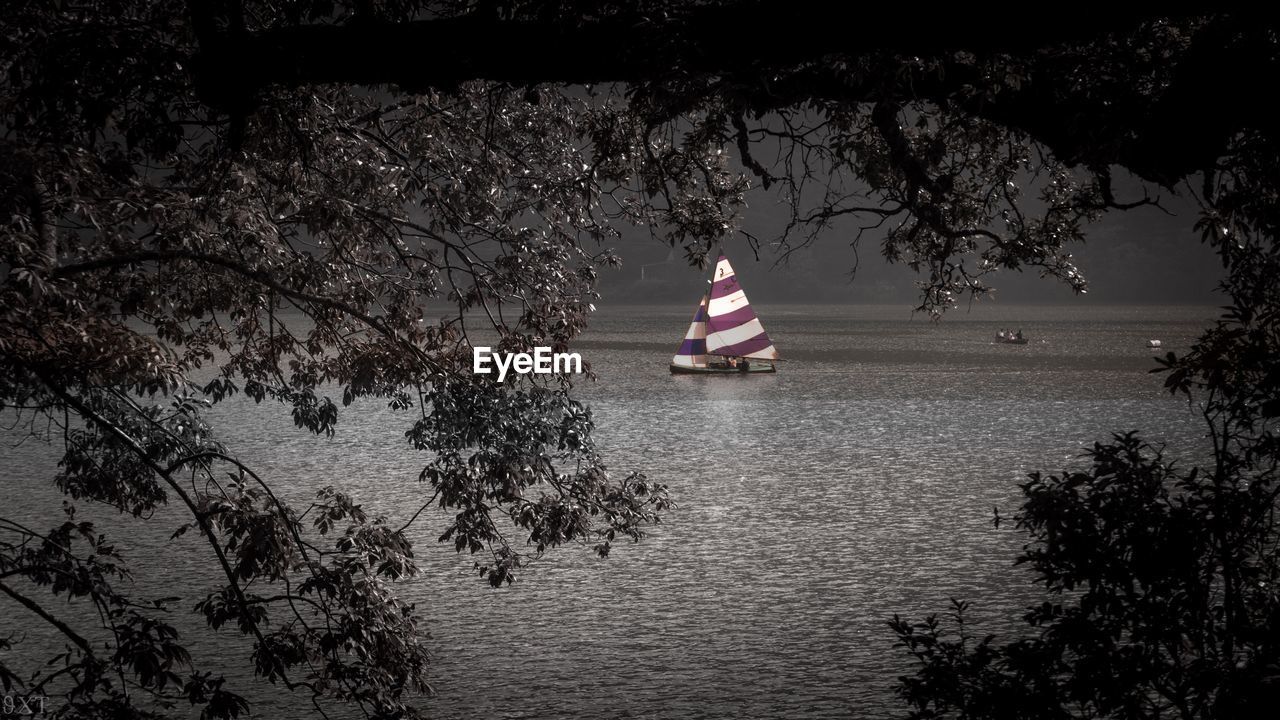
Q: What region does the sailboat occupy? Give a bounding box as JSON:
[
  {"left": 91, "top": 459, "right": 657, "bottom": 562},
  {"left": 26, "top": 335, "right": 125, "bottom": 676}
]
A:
[{"left": 670, "top": 252, "right": 780, "bottom": 374}]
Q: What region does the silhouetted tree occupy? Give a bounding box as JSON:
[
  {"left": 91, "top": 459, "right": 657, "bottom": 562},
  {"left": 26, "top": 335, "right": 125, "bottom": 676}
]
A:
[{"left": 890, "top": 124, "right": 1280, "bottom": 719}]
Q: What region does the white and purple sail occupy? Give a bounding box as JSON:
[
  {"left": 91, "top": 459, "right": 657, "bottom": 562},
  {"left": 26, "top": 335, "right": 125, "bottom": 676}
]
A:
[
  {"left": 671, "top": 253, "right": 779, "bottom": 373},
  {"left": 671, "top": 295, "right": 710, "bottom": 370}
]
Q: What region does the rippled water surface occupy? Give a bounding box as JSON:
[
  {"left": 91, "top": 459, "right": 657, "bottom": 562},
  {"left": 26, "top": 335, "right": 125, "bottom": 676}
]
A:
[{"left": 1, "top": 305, "right": 1218, "bottom": 718}]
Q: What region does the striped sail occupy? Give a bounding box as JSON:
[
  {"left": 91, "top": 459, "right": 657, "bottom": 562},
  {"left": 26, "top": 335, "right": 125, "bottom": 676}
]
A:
[
  {"left": 705, "top": 254, "right": 780, "bottom": 360},
  {"left": 671, "top": 294, "right": 709, "bottom": 368}
]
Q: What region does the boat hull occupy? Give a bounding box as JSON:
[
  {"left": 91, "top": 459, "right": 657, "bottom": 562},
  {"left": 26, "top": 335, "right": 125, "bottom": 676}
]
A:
[{"left": 670, "top": 363, "right": 777, "bottom": 374}]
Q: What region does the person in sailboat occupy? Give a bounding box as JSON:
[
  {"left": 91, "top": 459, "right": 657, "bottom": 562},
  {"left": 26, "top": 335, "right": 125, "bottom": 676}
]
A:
[{"left": 669, "top": 251, "right": 781, "bottom": 374}]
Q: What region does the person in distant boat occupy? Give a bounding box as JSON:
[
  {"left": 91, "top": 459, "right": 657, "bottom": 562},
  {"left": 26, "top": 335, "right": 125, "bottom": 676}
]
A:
[
  {"left": 727, "top": 357, "right": 737, "bottom": 368},
  {"left": 739, "top": 359, "right": 750, "bottom": 372},
  {"left": 1015, "top": 329, "right": 1023, "bottom": 340}
]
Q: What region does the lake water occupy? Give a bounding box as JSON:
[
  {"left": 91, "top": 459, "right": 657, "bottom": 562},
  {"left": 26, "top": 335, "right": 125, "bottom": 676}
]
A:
[{"left": 0, "top": 304, "right": 1219, "bottom": 718}]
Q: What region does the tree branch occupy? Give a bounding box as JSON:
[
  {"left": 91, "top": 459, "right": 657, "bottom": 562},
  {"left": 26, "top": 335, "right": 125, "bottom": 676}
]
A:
[
  {"left": 51, "top": 249, "right": 444, "bottom": 374},
  {"left": 190, "top": 5, "right": 1166, "bottom": 100},
  {"left": 0, "top": 579, "right": 95, "bottom": 658},
  {"left": 183, "top": 7, "right": 1272, "bottom": 186}
]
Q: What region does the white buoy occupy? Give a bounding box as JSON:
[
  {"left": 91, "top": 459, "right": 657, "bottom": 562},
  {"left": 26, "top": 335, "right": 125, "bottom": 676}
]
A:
[{"left": 1147, "top": 339, "right": 1162, "bottom": 348}]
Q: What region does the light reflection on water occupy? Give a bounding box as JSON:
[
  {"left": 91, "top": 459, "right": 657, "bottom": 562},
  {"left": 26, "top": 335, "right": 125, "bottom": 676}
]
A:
[{"left": 1, "top": 305, "right": 1215, "bottom": 718}]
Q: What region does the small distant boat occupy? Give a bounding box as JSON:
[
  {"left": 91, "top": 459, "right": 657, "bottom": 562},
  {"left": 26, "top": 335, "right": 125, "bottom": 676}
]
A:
[
  {"left": 995, "top": 330, "right": 1029, "bottom": 345},
  {"left": 1147, "top": 339, "right": 1162, "bottom": 348},
  {"left": 670, "top": 252, "right": 779, "bottom": 374}
]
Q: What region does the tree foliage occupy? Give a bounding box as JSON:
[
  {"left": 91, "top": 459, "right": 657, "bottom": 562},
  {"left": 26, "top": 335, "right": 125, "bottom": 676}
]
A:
[
  {"left": 2, "top": 2, "right": 692, "bottom": 716},
  {"left": 2, "top": 2, "right": 1278, "bottom": 718},
  {"left": 890, "top": 73, "right": 1280, "bottom": 720}
]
